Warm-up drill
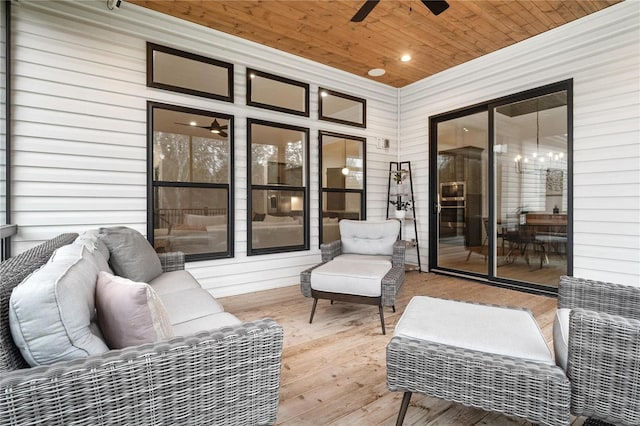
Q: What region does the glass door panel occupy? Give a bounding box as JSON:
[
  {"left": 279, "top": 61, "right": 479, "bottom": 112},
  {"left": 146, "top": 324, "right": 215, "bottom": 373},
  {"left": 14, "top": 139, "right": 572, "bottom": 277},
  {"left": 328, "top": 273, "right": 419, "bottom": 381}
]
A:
[
  {"left": 493, "top": 91, "right": 568, "bottom": 286},
  {"left": 436, "top": 112, "right": 488, "bottom": 275}
]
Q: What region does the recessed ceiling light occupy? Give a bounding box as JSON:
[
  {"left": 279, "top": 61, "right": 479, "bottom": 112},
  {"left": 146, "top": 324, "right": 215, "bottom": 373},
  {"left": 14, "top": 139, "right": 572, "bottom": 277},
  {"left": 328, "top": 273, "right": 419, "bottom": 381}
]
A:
[
  {"left": 368, "top": 68, "right": 385, "bottom": 77},
  {"left": 189, "top": 121, "right": 197, "bottom": 126},
  {"left": 401, "top": 54, "right": 412, "bottom": 62},
  {"left": 320, "top": 91, "right": 328, "bottom": 97}
]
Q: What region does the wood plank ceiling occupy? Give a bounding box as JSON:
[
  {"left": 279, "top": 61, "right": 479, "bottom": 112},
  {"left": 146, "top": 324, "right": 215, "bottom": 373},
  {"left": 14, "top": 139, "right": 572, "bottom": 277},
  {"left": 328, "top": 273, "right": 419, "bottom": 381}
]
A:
[{"left": 129, "top": 0, "right": 621, "bottom": 88}]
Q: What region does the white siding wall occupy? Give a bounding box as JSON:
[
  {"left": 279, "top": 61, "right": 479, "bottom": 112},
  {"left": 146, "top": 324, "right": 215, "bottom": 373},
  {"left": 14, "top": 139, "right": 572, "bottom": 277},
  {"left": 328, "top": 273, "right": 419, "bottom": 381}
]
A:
[
  {"left": 10, "top": 0, "right": 398, "bottom": 296},
  {"left": 399, "top": 1, "right": 640, "bottom": 286}
]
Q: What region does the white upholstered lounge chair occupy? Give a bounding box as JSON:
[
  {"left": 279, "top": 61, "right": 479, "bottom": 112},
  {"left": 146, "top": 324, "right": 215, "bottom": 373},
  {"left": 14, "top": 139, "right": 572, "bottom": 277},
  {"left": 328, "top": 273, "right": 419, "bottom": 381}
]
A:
[{"left": 300, "top": 220, "right": 406, "bottom": 334}]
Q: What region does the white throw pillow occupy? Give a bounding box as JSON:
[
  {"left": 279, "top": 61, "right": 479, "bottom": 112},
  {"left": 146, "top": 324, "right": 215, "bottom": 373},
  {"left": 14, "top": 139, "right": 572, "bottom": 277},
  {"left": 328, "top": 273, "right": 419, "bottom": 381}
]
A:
[
  {"left": 96, "top": 271, "right": 174, "bottom": 349},
  {"left": 9, "top": 243, "right": 109, "bottom": 366}
]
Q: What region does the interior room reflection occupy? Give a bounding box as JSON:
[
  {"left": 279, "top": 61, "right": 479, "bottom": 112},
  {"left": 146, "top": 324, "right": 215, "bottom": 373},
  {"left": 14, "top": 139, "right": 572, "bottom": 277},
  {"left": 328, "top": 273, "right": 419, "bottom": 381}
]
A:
[
  {"left": 152, "top": 108, "right": 230, "bottom": 256},
  {"left": 437, "top": 91, "right": 568, "bottom": 287},
  {"left": 247, "top": 69, "right": 309, "bottom": 116},
  {"left": 250, "top": 123, "right": 306, "bottom": 250}
]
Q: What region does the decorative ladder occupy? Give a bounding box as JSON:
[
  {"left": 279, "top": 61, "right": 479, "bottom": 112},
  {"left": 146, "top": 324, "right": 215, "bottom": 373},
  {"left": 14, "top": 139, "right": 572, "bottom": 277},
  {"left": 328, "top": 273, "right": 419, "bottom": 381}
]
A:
[{"left": 386, "top": 161, "right": 421, "bottom": 272}]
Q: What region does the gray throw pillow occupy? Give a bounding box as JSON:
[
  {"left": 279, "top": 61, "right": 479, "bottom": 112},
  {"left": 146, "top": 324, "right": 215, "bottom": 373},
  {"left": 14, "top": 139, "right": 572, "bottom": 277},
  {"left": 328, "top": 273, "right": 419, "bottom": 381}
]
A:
[{"left": 99, "top": 227, "right": 163, "bottom": 283}]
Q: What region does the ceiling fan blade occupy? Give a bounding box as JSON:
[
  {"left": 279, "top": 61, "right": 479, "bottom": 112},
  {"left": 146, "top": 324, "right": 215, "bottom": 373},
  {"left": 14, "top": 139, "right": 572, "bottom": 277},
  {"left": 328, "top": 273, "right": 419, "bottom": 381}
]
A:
[
  {"left": 421, "top": 0, "right": 449, "bottom": 16},
  {"left": 351, "top": 0, "right": 380, "bottom": 22},
  {"left": 219, "top": 130, "right": 228, "bottom": 138}
]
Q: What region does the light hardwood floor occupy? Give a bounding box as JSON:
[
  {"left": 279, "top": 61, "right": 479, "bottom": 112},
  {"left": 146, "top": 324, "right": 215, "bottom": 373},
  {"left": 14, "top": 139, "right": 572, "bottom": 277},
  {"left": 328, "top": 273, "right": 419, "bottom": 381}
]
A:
[{"left": 220, "top": 271, "right": 587, "bottom": 425}]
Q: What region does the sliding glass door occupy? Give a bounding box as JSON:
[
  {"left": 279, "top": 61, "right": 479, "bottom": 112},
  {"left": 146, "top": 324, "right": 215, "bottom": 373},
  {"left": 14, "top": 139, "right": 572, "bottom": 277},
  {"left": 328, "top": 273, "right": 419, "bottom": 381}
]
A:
[
  {"left": 493, "top": 91, "right": 570, "bottom": 286},
  {"left": 430, "top": 81, "right": 572, "bottom": 292}
]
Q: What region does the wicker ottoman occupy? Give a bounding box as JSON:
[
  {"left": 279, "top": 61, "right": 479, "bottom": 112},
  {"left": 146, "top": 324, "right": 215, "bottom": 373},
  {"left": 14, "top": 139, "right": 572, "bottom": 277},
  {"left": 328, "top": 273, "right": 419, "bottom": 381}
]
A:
[{"left": 386, "top": 296, "right": 570, "bottom": 426}]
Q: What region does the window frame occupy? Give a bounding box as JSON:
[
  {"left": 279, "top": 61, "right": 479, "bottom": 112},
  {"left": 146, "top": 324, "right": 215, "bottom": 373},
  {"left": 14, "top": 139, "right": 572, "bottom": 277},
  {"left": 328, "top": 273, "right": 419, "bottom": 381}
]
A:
[
  {"left": 318, "top": 131, "right": 367, "bottom": 245},
  {"left": 318, "top": 88, "right": 367, "bottom": 128},
  {"left": 147, "top": 101, "right": 235, "bottom": 261},
  {"left": 146, "top": 42, "right": 234, "bottom": 103},
  {"left": 247, "top": 118, "right": 310, "bottom": 255},
  {"left": 246, "top": 68, "right": 310, "bottom": 117}
]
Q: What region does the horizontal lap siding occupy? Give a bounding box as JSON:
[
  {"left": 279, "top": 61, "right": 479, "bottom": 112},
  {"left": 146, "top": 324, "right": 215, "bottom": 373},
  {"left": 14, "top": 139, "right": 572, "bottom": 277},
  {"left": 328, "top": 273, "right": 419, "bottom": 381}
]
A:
[
  {"left": 11, "top": 0, "right": 397, "bottom": 296},
  {"left": 399, "top": 1, "right": 640, "bottom": 285}
]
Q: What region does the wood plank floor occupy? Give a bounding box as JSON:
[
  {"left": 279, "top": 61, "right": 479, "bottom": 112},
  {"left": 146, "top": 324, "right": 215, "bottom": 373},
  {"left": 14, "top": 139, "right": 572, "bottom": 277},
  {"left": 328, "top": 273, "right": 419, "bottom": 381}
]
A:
[{"left": 220, "top": 271, "right": 587, "bottom": 425}]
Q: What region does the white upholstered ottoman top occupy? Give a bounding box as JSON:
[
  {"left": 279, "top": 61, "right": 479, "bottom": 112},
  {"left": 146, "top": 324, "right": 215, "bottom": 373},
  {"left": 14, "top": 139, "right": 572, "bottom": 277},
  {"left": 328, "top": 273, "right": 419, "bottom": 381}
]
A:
[{"left": 394, "top": 296, "right": 554, "bottom": 364}]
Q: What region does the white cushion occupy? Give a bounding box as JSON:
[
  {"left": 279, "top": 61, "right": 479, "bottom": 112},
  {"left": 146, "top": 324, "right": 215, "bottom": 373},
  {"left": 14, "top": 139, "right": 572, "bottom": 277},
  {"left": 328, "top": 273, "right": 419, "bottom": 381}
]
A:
[
  {"left": 172, "top": 312, "right": 242, "bottom": 336},
  {"left": 394, "top": 296, "right": 554, "bottom": 364},
  {"left": 159, "top": 288, "right": 225, "bottom": 326},
  {"left": 339, "top": 220, "right": 399, "bottom": 256},
  {"left": 9, "top": 243, "right": 109, "bottom": 366},
  {"left": 183, "top": 214, "right": 226, "bottom": 226},
  {"left": 96, "top": 271, "right": 174, "bottom": 349},
  {"left": 332, "top": 253, "right": 392, "bottom": 265},
  {"left": 149, "top": 270, "right": 202, "bottom": 295},
  {"left": 553, "top": 308, "right": 570, "bottom": 371},
  {"left": 311, "top": 260, "right": 391, "bottom": 297}
]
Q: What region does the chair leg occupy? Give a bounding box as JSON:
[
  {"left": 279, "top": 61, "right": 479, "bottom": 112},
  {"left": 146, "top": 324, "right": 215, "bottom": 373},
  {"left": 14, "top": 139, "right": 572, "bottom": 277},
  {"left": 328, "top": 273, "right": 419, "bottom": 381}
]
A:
[
  {"left": 392, "top": 305, "right": 396, "bottom": 313},
  {"left": 379, "top": 305, "right": 386, "bottom": 335},
  {"left": 309, "top": 298, "right": 318, "bottom": 324},
  {"left": 396, "top": 391, "right": 412, "bottom": 426}
]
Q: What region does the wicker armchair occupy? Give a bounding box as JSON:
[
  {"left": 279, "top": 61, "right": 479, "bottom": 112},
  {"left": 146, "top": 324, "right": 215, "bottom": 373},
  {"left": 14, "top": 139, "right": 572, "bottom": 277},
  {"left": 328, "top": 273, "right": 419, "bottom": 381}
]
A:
[
  {"left": 300, "top": 220, "right": 406, "bottom": 334},
  {"left": 558, "top": 276, "right": 640, "bottom": 426},
  {"left": 0, "top": 234, "right": 284, "bottom": 425}
]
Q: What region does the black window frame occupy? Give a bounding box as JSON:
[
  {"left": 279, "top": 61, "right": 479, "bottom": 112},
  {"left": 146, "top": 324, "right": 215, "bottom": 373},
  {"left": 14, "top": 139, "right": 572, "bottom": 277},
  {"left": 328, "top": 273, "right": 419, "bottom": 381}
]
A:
[
  {"left": 146, "top": 42, "right": 234, "bottom": 103},
  {"left": 147, "top": 101, "right": 235, "bottom": 262},
  {"left": 318, "top": 131, "right": 367, "bottom": 245},
  {"left": 318, "top": 88, "right": 367, "bottom": 128},
  {"left": 247, "top": 118, "right": 310, "bottom": 255},
  {"left": 246, "top": 68, "right": 310, "bottom": 117}
]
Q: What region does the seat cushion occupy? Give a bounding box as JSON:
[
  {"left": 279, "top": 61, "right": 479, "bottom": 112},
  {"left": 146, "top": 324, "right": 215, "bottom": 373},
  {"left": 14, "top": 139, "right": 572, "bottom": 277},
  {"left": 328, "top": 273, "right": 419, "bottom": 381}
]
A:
[
  {"left": 172, "top": 312, "right": 242, "bottom": 336},
  {"left": 311, "top": 260, "right": 391, "bottom": 297},
  {"left": 149, "top": 270, "right": 202, "bottom": 295},
  {"left": 9, "top": 243, "right": 109, "bottom": 366},
  {"left": 159, "top": 288, "right": 225, "bottom": 326},
  {"left": 99, "top": 226, "right": 163, "bottom": 283},
  {"left": 553, "top": 308, "right": 570, "bottom": 371},
  {"left": 339, "top": 220, "right": 400, "bottom": 256},
  {"left": 332, "top": 253, "right": 392, "bottom": 265},
  {"left": 96, "top": 271, "right": 174, "bottom": 349},
  {"left": 394, "top": 296, "right": 554, "bottom": 364}
]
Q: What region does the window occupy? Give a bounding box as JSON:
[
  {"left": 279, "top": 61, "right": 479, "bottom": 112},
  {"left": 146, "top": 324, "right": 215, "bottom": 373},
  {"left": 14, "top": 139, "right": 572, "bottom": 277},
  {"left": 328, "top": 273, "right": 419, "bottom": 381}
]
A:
[
  {"left": 246, "top": 69, "right": 309, "bottom": 117},
  {"left": 319, "top": 88, "right": 366, "bottom": 128},
  {"left": 319, "top": 131, "right": 366, "bottom": 244},
  {"left": 148, "top": 102, "right": 233, "bottom": 261},
  {"left": 147, "top": 42, "right": 233, "bottom": 102},
  {"left": 248, "top": 119, "right": 309, "bottom": 254}
]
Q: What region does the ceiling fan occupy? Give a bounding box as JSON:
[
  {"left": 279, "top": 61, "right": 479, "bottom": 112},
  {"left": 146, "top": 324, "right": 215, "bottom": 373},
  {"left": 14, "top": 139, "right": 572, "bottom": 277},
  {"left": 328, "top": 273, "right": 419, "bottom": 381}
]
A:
[
  {"left": 176, "top": 119, "right": 228, "bottom": 137},
  {"left": 351, "top": 0, "right": 449, "bottom": 22}
]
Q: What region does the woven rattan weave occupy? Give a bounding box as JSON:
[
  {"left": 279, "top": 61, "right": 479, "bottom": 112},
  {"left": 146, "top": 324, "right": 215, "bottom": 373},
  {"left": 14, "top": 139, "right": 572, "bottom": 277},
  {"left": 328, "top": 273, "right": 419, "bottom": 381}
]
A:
[{"left": 0, "top": 234, "right": 284, "bottom": 425}]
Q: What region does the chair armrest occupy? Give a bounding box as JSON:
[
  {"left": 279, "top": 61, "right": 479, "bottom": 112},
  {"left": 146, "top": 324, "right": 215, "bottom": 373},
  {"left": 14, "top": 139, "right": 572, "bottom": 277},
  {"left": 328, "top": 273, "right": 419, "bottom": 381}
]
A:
[
  {"left": 559, "top": 275, "right": 640, "bottom": 320},
  {"left": 0, "top": 319, "right": 284, "bottom": 426},
  {"left": 157, "top": 251, "right": 185, "bottom": 272},
  {"left": 381, "top": 266, "right": 405, "bottom": 306},
  {"left": 320, "top": 240, "right": 342, "bottom": 262},
  {"left": 567, "top": 309, "right": 640, "bottom": 425},
  {"left": 392, "top": 240, "right": 406, "bottom": 268},
  {"left": 300, "top": 262, "right": 328, "bottom": 298}
]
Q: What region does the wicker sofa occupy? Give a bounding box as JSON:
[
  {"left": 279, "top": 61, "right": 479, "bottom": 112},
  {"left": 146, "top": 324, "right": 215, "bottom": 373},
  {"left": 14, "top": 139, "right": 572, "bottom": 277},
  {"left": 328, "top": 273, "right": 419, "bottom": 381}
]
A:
[{"left": 0, "top": 233, "right": 284, "bottom": 425}]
